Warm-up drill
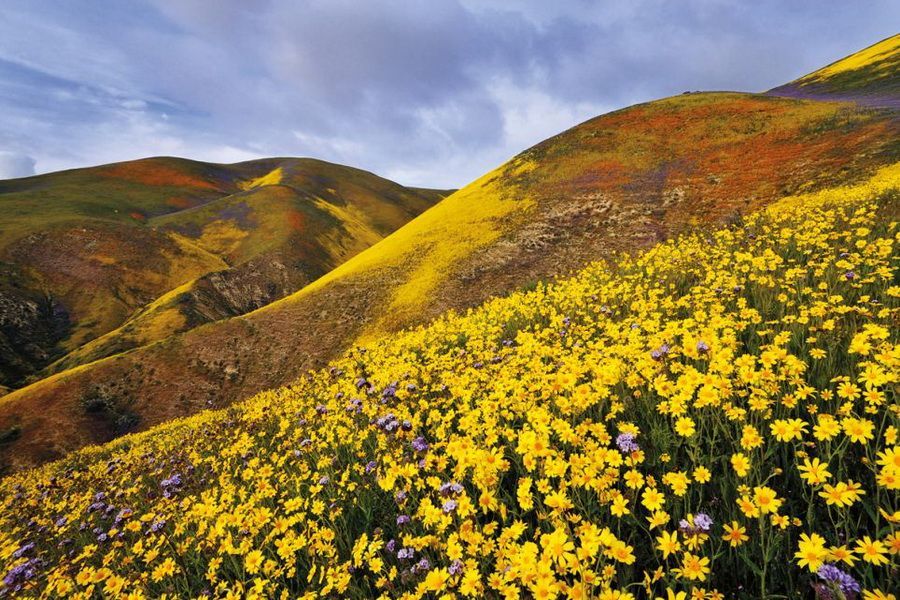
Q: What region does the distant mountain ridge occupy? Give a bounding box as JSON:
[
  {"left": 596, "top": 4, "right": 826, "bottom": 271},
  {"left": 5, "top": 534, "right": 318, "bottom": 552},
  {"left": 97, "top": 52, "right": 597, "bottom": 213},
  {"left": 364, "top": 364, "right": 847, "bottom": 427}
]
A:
[
  {"left": 0, "top": 37, "right": 898, "bottom": 471},
  {"left": 0, "top": 157, "right": 446, "bottom": 389}
]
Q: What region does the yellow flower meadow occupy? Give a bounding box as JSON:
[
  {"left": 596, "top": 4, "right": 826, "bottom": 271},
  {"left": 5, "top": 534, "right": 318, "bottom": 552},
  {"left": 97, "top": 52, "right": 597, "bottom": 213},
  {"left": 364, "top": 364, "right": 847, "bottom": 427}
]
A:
[{"left": 0, "top": 164, "right": 897, "bottom": 598}]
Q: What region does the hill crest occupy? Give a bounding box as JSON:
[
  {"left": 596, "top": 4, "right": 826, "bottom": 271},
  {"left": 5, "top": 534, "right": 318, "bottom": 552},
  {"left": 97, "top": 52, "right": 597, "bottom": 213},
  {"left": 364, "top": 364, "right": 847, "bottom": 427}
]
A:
[{"left": 769, "top": 34, "right": 900, "bottom": 108}]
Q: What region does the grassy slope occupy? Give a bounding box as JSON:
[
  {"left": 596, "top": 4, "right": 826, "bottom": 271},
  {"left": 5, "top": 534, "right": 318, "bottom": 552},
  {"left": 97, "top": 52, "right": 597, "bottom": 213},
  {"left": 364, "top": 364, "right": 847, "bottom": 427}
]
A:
[
  {"left": 0, "top": 158, "right": 443, "bottom": 384},
  {"left": 38, "top": 160, "right": 445, "bottom": 375},
  {"left": 0, "top": 157, "right": 232, "bottom": 234},
  {"left": 2, "top": 90, "right": 897, "bottom": 470},
  {"left": 0, "top": 163, "right": 896, "bottom": 597},
  {"left": 0, "top": 157, "right": 233, "bottom": 362},
  {"left": 770, "top": 34, "right": 900, "bottom": 106}
]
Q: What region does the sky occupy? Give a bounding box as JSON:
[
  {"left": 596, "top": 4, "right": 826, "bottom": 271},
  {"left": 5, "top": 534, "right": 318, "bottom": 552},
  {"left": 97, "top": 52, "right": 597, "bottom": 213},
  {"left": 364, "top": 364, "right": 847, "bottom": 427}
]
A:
[{"left": 0, "top": 2, "right": 897, "bottom": 188}]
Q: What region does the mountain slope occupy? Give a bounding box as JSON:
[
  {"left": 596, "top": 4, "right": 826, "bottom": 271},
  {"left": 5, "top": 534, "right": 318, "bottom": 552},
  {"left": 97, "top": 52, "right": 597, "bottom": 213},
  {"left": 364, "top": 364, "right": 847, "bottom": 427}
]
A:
[
  {"left": 2, "top": 88, "right": 897, "bottom": 470},
  {"left": 0, "top": 163, "right": 896, "bottom": 597},
  {"left": 0, "top": 158, "right": 444, "bottom": 386},
  {"left": 35, "top": 160, "right": 448, "bottom": 376},
  {"left": 0, "top": 157, "right": 232, "bottom": 385},
  {"left": 770, "top": 33, "right": 900, "bottom": 108}
]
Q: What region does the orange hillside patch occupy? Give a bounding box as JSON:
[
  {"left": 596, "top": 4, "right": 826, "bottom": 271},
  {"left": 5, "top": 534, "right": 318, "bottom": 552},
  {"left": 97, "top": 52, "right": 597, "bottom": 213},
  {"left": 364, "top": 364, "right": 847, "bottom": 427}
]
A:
[
  {"left": 286, "top": 209, "right": 307, "bottom": 233},
  {"left": 96, "top": 161, "right": 220, "bottom": 190},
  {"left": 166, "top": 196, "right": 199, "bottom": 209}
]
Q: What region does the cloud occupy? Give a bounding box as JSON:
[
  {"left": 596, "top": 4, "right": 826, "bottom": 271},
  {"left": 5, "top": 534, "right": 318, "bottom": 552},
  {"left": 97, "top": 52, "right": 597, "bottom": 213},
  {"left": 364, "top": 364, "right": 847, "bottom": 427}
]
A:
[
  {"left": 0, "top": 0, "right": 897, "bottom": 187},
  {"left": 0, "top": 151, "right": 35, "bottom": 179}
]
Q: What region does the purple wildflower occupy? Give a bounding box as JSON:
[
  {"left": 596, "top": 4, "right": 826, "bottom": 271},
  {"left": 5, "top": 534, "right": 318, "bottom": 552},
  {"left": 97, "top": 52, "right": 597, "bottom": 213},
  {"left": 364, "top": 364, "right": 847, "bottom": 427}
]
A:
[
  {"left": 442, "top": 500, "right": 458, "bottom": 514},
  {"left": 696, "top": 340, "right": 710, "bottom": 353},
  {"left": 396, "top": 515, "right": 411, "bottom": 526},
  {"left": 650, "top": 343, "right": 671, "bottom": 361},
  {"left": 449, "top": 559, "right": 464, "bottom": 576},
  {"left": 114, "top": 508, "right": 133, "bottom": 525},
  {"left": 11, "top": 543, "right": 34, "bottom": 560},
  {"left": 365, "top": 460, "right": 377, "bottom": 474},
  {"left": 148, "top": 519, "right": 167, "bottom": 534},
  {"left": 440, "top": 481, "right": 464, "bottom": 496},
  {"left": 679, "top": 513, "right": 713, "bottom": 535},
  {"left": 693, "top": 513, "right": 713, "bottom": 532},
  {"left": 376, "top": 413, "right": 401, "bottom": 433},
  {"left": 817, "top": 564, "right": 860, "bottom": 595},
  {"left": 3, "top": 558, "right": 42, "bottom": 591},
  {"left": 615, "top": 433, "right": 639, "bottom": 453},
  {"left": 397, "top": 547, "right": 415, "bottom": 560},
  {"left": 411, "top": 437, "right": 429, "bottom": 453},
  {"left": 161, "top": 473, "right": 183, "bottom": 498},
  {"left": 161, "top": 474, "right": 182, "bottom": 488}
]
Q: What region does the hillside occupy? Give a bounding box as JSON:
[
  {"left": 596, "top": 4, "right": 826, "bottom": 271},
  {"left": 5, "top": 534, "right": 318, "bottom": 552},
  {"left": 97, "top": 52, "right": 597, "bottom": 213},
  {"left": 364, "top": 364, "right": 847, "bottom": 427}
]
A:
[
  {"left": 0, "top": 163, "right": 895, "bottom": 597},
  {"left": 0, "top": 157, "right": 231, "bottom": 385},
  {"left": 2, "top": 68, "right": 899, "bottom": 468},
  {"left": 770, "top": 34, "right": 900, "bottom": 108},
  {"left": 0, "top": 158, "right": 444, "bottom": 386}
]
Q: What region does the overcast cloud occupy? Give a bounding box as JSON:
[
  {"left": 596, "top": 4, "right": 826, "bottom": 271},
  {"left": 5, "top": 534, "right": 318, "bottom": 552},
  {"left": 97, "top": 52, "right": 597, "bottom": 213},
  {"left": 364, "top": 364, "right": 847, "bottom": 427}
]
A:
[{"left": 0, "top": 1, "right": 896, "bottom": 186}]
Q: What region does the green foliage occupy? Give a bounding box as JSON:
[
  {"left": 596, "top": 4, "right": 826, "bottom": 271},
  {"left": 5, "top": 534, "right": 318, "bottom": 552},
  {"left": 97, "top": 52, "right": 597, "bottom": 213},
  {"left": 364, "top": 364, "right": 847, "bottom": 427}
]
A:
[
  {"left": 79, "top": 385, "right": 140, "bottom": 435},
  {"left": 0, "top": 427, "right": 20, "bottom": 445}
]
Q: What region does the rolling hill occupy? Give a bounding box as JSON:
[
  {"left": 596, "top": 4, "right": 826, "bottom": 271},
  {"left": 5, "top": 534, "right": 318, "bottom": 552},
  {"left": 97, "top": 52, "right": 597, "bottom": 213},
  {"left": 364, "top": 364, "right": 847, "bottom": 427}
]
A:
[
  {"left": 770, "top": 33, "right": 900, "bottom": 108},
  {"left": 0, "top": 38, "right": 898, "bottom": 471},
  {"left": 0, "top": 158, "right": 445, "bottom": 387}
]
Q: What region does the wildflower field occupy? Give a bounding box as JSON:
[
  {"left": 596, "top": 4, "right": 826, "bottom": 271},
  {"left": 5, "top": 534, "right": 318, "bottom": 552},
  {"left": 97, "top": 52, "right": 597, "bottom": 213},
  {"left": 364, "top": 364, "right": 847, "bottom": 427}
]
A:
[{"left": 1, "top": 163, "right": 898, "bottom": 599}]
